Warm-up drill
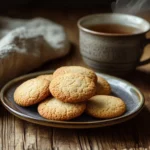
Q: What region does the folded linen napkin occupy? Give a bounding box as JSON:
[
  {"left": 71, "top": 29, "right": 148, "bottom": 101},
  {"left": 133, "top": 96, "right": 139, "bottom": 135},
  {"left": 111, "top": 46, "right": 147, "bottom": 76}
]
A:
[{"left": 0, "top": 17, "right": 70, "bottom": 87}]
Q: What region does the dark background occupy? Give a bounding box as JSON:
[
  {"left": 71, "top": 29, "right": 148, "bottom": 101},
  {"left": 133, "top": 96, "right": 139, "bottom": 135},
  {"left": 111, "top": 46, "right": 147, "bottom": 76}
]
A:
[
  {"left": 0, "top": 0, "right": 115, "bottom": 18},
  {"left": 1, "top": 0, "right": 114, "bottom": 9}
]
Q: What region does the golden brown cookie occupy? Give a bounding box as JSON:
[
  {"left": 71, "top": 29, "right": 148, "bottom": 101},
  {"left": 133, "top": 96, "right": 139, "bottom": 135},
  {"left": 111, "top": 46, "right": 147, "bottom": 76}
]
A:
[
  {"left": 14, "top": 78, "right": 50, "bottom": 106},
  {"left": 96, "top": 76, "right": 111, "bottom": 95},
  {"left": 38, "top": 97, "right": 86, "bottom": 121},
  {"left": 53, "top": 66, "right": 97, "bottom": 83},
  {"left": 50, "top": 73, "right": 96, "bottom": 103},
  {"left": 86, "top": 95, "right": 126, "bottom": 119},
  {"left": 36, "top": 74, "right": 53, "bottom": 82}
]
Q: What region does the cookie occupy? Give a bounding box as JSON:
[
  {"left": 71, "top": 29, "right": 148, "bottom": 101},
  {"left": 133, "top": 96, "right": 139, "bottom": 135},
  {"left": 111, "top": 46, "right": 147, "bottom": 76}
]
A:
[
  {"left": 14, "top": 78, "right": 50, "bottom": 106},
  {"left": 38, "top": 97, "right": 86, "bottom": 121},
  {"left": 96, "top": 76, "right": 111, "bottom": 95},
  {"left": 50, "top": 73, "right": 96, "bottom": 103},
  {"left": 36, "top": 74, "right": 53, "bottom": 82},
  {"left": 53, "top": 66, "right": 97, "bottom": 83},
  {"left": 86, "top": 95, "right": 126, "bottom": 119}
]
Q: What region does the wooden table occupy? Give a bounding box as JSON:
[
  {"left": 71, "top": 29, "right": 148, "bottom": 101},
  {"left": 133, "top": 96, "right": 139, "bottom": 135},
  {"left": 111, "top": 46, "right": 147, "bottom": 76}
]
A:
[{"left": 0, "top": 9, "right": 150, "bottom": 150}]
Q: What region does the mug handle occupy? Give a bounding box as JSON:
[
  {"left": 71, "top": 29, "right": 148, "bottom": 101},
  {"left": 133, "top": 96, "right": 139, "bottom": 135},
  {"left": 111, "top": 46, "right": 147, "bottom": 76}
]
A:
[{"left": 138, "top": 38, "right": 150, "bottom": 66}]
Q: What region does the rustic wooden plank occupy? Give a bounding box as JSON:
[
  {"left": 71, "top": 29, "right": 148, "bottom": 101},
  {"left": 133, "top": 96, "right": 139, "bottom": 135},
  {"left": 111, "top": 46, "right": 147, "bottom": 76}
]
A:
[
  {"left": 52, "top": 128, "right": 81, "bottom": 150},
  {"left": 23, "top": 123, "right": 37, "bottom": 150},
  {"left": 0, "top": 107, "right": 15, "bottom": 150},
  {"left": 14, "top": 118, "right": 24, "bottom": 150},
  {"left": 36, "top": 126, "right": 53, "bottom": 150},
  {"left": 8, "top": 114, "right": 15, "bottom": 150},
  {"left": 0, "top": 105, "right": 4, "bottom": 150},
  {"left": 77, "top": 130, "right": 96, "bottom": 150}
]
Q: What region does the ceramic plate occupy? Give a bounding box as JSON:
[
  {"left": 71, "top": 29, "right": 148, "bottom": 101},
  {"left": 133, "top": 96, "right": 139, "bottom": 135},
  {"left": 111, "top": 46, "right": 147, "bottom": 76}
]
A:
[{"left": 0, "top": 70, "right": 144, "bottom": 128}]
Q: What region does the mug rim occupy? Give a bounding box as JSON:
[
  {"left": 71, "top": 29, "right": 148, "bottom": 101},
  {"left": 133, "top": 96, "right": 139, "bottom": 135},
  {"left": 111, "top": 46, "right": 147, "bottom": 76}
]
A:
[{"left": 77, "top": 13, "right": 150, "bottom": 37}]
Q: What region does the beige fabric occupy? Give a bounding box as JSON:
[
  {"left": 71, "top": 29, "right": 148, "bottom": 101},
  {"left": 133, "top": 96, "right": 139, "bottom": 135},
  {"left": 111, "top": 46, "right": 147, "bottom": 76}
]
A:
[{"left": 0, "top": 18, "right": 70, "bottom": 87}]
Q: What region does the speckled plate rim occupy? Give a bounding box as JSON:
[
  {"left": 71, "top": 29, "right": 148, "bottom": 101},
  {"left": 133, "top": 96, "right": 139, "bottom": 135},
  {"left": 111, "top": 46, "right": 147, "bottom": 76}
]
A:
[{"left": 0, "top": 70, "right": 145, "bottom": 128}]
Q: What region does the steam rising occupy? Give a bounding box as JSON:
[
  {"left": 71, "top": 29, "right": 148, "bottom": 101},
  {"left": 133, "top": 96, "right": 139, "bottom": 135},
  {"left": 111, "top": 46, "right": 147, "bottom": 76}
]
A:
[{"left": 112, "top": 0, "right": 150, "bottom": 14}]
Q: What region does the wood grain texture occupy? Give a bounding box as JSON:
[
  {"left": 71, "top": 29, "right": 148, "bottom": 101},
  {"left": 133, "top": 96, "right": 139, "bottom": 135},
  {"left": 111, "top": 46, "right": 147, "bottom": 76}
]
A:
[{"left": 0, "top": 8, "right": 150, "bottom": 150}]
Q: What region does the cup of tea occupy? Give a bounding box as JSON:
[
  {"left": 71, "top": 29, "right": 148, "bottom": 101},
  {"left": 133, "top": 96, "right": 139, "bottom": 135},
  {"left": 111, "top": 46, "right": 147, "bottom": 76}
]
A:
[{"left": 77, "top": 13, "right": 150, "bottom": 76}]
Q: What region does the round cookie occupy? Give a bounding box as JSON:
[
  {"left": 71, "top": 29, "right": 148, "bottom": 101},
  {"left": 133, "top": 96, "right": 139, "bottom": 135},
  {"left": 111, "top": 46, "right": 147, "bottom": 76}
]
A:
[
  {"left": 50, "top": 73, "right": 96, "bottom": 103},
  {"left": 86, "top": 95, "right": 126, "bottom": 119},
  {"left": 53, "top": 66, "right": 97, "bottom": 83},
  {"left": 38, "top": 97, "right": 86, "bottom": 121},
  {"left": 36, "top": 74, "right": 53, "bottom": 82},
  {"left": 96, "top": 76, "right": 111, "bottom": 95},
  {"left": 14, "top": 78, "right": 50, "bottom": 106}
]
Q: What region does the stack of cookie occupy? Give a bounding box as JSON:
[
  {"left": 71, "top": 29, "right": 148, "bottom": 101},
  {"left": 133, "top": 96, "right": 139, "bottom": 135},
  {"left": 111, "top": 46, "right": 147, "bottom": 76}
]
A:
[{"left": 14, "top": 66, "right": 126, "bottom": 121}]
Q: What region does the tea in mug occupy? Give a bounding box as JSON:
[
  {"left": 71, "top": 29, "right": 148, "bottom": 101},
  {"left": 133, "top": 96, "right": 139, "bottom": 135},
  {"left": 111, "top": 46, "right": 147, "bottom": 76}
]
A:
[{"left": 87, "top": 24, "right": 141, "bottom": 35}]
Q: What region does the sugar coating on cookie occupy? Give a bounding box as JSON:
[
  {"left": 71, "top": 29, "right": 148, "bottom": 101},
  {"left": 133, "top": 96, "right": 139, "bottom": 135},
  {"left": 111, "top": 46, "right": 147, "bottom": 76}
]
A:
[
  {"left": 14, "top": 78, "right": 50, "bottom": 106},
  {"left": 36, "top": 74, "right": 53, "bottom": 81},
  {"left": 38, "top": 97, "right": 86, "bottom": 121},
  {"left": 96, "top": 76, "right": 111, "bottom": 95},
  {"left": 53, "top": 66, "right": 97, "bottom": 83},
  {"left": 50, "top": 73, "right": 96, "bottom": 103},
  {"left": 86, "top": 95, "right": 126, "bottom": 119}
]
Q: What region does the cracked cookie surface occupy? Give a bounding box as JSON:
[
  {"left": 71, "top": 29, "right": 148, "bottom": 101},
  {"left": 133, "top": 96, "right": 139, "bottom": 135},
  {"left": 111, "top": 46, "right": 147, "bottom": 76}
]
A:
[
  {"left": 50, "top": 73, "right": 96, "bottom": 103},
  {"left": 86, "top": 95, "right": 126, "bottom": 119},
  {"left": 36, "top": 74, "right": 53, "bottom": 82},
  {"left": 96, "top": 76, "right": 111, "bottom": 95},
  {"left": 14, "top": 78, "right": 50, "bottom": 106},
  {"left": 52, "top": 66, "right": 97, "bottom": 83},
  {"left": 38, "top": 97, "right": 86, "bottom": 121}
]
